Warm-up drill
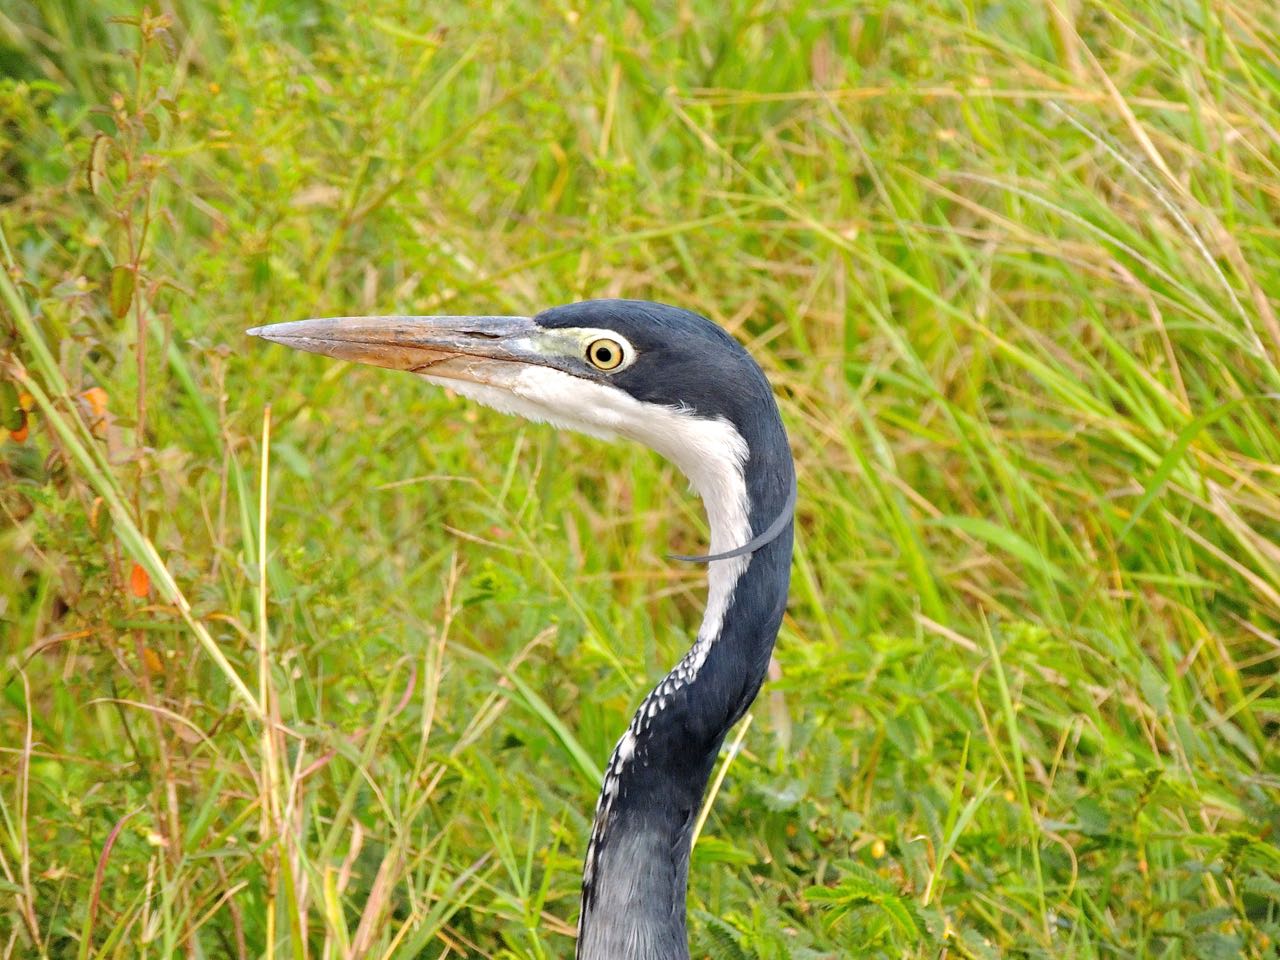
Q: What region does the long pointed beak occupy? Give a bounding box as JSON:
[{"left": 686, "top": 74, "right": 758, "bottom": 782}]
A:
[{"left": 247, "top": 315, "right": 542, "bottom": 376}]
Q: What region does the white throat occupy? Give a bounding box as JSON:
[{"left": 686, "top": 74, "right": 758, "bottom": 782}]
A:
[{"left": 423, "top": 365, "right": 755, "bottom": 641}]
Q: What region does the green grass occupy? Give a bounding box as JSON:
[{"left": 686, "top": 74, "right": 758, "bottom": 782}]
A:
[{"left": 2, "top": 1, "right": 1279, "bottom": 957}]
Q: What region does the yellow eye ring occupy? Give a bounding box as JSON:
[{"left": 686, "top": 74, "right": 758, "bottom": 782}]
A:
[{"left": 586, "top": 338, "right": 625, "bottom": 371}]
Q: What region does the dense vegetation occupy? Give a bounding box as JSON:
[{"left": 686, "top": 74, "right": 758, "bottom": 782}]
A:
[{"left": 2, "top": 1, "right": 1279, "bottom": 957}]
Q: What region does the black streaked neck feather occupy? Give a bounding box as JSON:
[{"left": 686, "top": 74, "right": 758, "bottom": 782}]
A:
[{"left": 576, "top": 414, "right": 794, "bottom": 960}]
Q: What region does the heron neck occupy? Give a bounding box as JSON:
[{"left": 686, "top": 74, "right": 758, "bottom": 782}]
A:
[{"left": 576, "top": 432, "right": 794, "bottom": 960}]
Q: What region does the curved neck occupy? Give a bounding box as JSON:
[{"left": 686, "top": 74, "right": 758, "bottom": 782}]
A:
[{"left": 576, "top": 421, "right": 794, "bottom": 960}]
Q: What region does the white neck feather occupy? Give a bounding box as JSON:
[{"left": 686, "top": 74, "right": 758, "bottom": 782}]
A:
[{"left": 423, "top": 366, "right": 754, "bottom": 656}]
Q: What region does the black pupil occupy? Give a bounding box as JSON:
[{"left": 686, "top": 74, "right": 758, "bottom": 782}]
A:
[{"left": 595, "top": 345, "right": 613, "bottom": 364}]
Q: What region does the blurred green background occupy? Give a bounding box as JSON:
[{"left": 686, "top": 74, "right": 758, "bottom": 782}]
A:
[{"left": 2, "top": 1, "right": 1279, "bottom": 957}]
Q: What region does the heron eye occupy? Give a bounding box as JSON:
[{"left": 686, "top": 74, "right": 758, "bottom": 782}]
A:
[{"left": 586, "top": 338, "right": 624, "bottom": 371}]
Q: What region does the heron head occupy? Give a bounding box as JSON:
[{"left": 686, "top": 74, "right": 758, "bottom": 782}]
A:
[{"left": 248, "top": 300, "right": 778, "bottom": 483}]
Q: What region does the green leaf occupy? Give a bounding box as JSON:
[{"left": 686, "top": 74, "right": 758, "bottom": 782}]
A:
[
  {"left": 86, "top": 133, "right": 111, "bottom": 196},
  {"left": 1244, "top": 874, "right": 1280, "bottom": 899},
  {"left": 0, "top": 378, "right": 21, "bottom": 430},
  {"left": 1192, "top": 932, "right": 1243, "bottom": 960},
  {"left": 691, "top": 836, "right": 757, "bottom": 866},
  {"left": 878, "top": 894, "right": 924, "bottom": 940},
  {"left": 1116, "top": 397, "right": 1256, "bottom": 547},
  {"left": 692, "top": 912, "right": 746, "bottom": 960},
  {"left": 927, "top": 515, "right": 1069, "bottom": 584},
  {"left": 1189, "top": 906, "right": 1236, "bottom": 929},
  {"left": 109, "top": 265, "right": 134, "bottom": 319}
]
